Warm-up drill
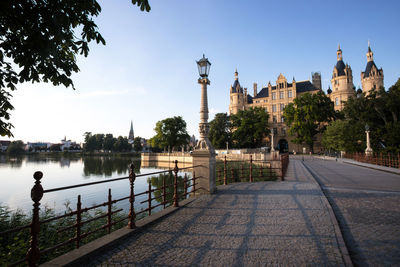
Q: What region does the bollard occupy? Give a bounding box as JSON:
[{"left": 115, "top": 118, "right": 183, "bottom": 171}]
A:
[
  {"left": 27, "top": 171, "right": 43, "bottom": 267},
  {"left": 76, "top": 195, "right": 82, "bottom": 248},
  {"left": 128, "top": 164, "right": 136, "bottom": 229}
]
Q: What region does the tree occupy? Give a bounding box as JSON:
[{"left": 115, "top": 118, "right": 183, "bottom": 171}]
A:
[
  {"left": 149, "top": 116, "right": 190, "bottom": 151},
  {"left": 103, "top": 134, "right": 115, "bottom": 152},
  {"left": 341, "top": 78, "right": 400, "bottom": 152},
  {"left": 133, "top": 137, "right": 142, "bottom": 152},
  {"left": 113, "top": 136, "right": 131, "bottom": 152},
  {"left": 6, "top": 140, "right": 25, "bottom": 155},
  {"left": 0, "top": 0, "right": 151, "bottom": 136},
  {"left": 283, "top": 91, "right": 335, "bottom": 153},
  {"left": 209, "top": 113, "right": 231, "bottom": 149},
  {"left": 230, "top": 107, "right": 269, "bottom": 148},
  {"left": 322, "top": 120, "right": 364, "bottom": 153}
]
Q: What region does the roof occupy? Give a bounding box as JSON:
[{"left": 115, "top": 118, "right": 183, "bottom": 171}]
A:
[
  {"left": 363, "top": 61, "right": 381, "bottom": 78},
  {"left": 254, "top": 87, "right": 269, "bottom": 99},
  {"left": 246, "top": 94, "right": 253, "bottom": 104},
  {"left": 335, "top": 60, "right": 346, "bottom": 76},
  {"left": 231, "top": 79, "right": 243, "bottom": 93},
  {"left": 295, "top": 81, "right": 319, "bottom": 93}
]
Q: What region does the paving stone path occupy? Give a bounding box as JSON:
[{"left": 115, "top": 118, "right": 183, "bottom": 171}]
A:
[
  {"left": 303, "top": 158, "right": 400, "bottom": 266},
  {"left": 91, "top": 160, "right": 345, "bottom": 266}
]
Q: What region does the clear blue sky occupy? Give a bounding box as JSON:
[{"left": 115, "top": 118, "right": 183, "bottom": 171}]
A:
[{"left": 6, "top": 0, "right": 400, "bottom": 143}]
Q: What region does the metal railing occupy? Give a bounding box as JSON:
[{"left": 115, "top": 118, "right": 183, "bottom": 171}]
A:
[
  {"left": 216, "top": 154, "right": 289, "bottom": 185},
  {"left": 344, "top": 152, "right": 400, "bottom": 169},
  {"left": 0, "top": 160, "right": 201, "bottom": 267}
]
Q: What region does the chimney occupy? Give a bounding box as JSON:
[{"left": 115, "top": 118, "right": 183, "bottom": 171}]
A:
[{"left": 253, "top": 83, "right": 257, "bottom": 97}]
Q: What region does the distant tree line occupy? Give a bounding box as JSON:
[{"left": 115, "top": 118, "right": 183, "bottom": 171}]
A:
[{"left": 83, "top": 132, "right": 142, "bottom": 152}]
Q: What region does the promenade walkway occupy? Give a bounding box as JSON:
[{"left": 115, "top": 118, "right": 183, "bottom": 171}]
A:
[{"left": 87, "top": 159, "right": 348, "bottom": 266}]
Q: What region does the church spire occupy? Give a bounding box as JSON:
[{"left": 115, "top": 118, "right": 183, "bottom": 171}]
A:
[{"left": 128, "top": 121, "right": 134, "bottom": 142}]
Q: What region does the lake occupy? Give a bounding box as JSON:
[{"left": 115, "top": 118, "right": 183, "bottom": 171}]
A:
[{"left": 0, "top": 154, "right": 191, "bottom": 215}]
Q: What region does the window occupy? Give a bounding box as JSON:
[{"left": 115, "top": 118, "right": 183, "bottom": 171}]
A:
[
  {"left": 335, "top": 97, "right": 339, "bottom": 106},
  {"left": 282, "top": 127, "right": 286, "bottom": 135},
  {"left": 281, "top": 116, "right": 285, "bottom": 122},
  {"left": 272, "top": 92, "right": 276, "bottom": 100},
  {"left": 280, "top": 103, "right": 285, "bottom": 111},
  {"left": 280, "top": 91, "right": 284, "bottom": 99},
  {"left": 265, "top": 107, "right": 268, "bottom": 112},
  {"left": 273, "top": 128, "right": 278, "bottom": 134},
  {"left": 288, "top": 90, "right": 292, "bottom": 98},
  {"left": 272, "top": 104, "right": 277, "bottom": 112},
  {"left": 273, "top": 115, "right": 277, "bottom": 123}
]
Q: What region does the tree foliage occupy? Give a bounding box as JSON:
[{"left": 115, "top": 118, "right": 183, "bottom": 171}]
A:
[
  {"left": 283, "top": 91, "right": 335, "bottom": 152},
  {"left": 133, "top": 136, "right": 142, "bottom": 152},
  {"left": 83, "top": 132, "right": 131, "bottom": 152},
  {"left": 230, "top": 107, "right": 269, "bottom": 148},
  {"left": 0, "top": 0, "right": 151, "bottom": 136},
  {"left": 6, "top": 140, "right": 25, "bottom": 155},
  {"left": 209, "top": 113, "right": 231, "bottom": 149},
  {"left": 322, "top": 120, "right": 364, "bottom": 152},
  {"left": 149, "top": 116, "right": 190, "bottom": 151},
  {"left": 339, "top": 78, "right": 400, "bottom": 152}
]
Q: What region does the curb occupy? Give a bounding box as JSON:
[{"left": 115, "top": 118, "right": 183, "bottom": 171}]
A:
[
  {"left": 41, "top": 197, "right": 197, "bottom": 267},
  {"left": 300, "top": 161, "right": 354, "bottom": 267},
  {"left": 342, "top": 160, "right": 400, "bottom": 176}
]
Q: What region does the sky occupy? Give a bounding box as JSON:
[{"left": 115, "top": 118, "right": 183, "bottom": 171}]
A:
[{"left": 4, "top": 0, "right": 400, "bottom": 143}]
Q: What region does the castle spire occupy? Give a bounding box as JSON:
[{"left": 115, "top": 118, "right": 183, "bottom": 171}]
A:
[
  {"left": 234, "top": 68, "right": 238, "bottom": 80},
  {"left": 337, "top": 44, "right": 343, "bottom": 61},
  {"left": 366, "top": 41, "right": 374, "bottom": 62}
]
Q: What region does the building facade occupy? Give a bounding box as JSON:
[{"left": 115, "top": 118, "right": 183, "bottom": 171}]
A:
[{"left": 229, "top": 70, "right": 321, "bottom": 153}]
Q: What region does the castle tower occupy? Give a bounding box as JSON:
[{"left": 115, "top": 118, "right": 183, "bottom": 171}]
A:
[
  {"left": 128, "top": 121, "right": 134, "bottom": 144},
  {"left": 361, "top": 42, "right": 384, "bottom": 95},
  {"left": 330, "top": 45, "right": 354, "bottom": 111},
  {"left": 312, "top": 72, "right": 322, "bottom": 90},
  {"left": 229, "top": 69, "right": 245, "bottom": 115}
]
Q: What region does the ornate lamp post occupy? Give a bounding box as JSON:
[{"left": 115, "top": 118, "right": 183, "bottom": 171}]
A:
[
  {"left": 365, "top": 124, "right": 373, "bottom": 156},
  {"left": 191, "top": 54, "right": 216, "bottom": 194},
  {"left": 195, "top": 54, "right": 214, "bottom": 153}
]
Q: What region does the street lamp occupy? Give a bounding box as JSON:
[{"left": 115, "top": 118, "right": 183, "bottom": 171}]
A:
[
  {"left": 195, "top": 54, "right": 214, "bottom": 153},
  {"left": 196, "top": 54, "right": 211, "bottom": 78},
  {"left": 365, "top": 124, "right": 373, "bottom": 156}
]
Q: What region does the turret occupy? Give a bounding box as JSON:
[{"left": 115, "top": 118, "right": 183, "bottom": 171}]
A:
[{"left": 361, "top": 42, "right": 384, "bottom": 95}]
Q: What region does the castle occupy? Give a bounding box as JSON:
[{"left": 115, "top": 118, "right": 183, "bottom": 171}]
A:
[{"left": 228, "top": 44, "right": 384, "bottom": 153}]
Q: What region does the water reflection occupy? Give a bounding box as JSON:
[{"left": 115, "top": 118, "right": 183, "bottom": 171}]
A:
[
  {"left": 149, "top": 172, "right": 191, "bottom": 206},
  {"left": 83, "top": 157, "right": 141, "bottom": 177}
]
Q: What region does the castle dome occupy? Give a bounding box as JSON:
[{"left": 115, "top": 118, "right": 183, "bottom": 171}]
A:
[{"left": 335, "top": 60, "right": 346, "bottom": 76}]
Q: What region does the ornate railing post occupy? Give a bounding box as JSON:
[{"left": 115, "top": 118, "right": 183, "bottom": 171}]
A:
[
  {"left": 250, "top": 155, "right": 253, "bottom": 182},
  {"left": 148, "top": 179, "right": 152, "bottom": 216},
  {"left": 76, "top": 195, "right": 82, "bottom": 248},
  {"left": 107, "top": 189, "right": 112, "bottom": 234},
  {"left": 128, "top": 164, "right": 136, "bottom": 229},
  {"left": 27, "top": 171, "right": 44, "bottom": 267},
  {"left": 184, "top": 173, "right": 188, "bottom": 199},
  {"left": 192, "top": 171, "right": 196, "bottom": 195},
  {"left": 224, "top": 156, "right": 227, "bottom": 185},
  {"left": 173, "top": 160, "right": 179, "bottom": 207}
]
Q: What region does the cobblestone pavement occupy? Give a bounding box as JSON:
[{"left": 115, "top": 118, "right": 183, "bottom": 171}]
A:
[
  {"left": 303, "top": 158, "right": 400, "bottom": 266},
  {"left": 91, "top": 165, "right": 345, "bottom": 266}
]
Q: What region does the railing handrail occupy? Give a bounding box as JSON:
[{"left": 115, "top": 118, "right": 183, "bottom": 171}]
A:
[{"left": 1, "top": 161, "right": 200, "bottom": 267}]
